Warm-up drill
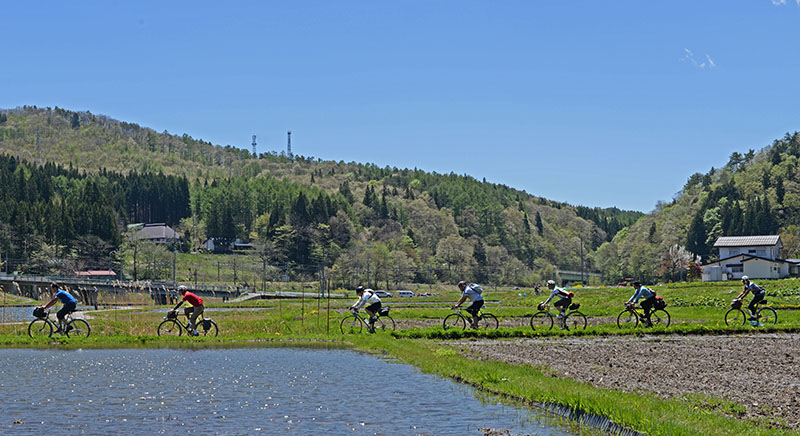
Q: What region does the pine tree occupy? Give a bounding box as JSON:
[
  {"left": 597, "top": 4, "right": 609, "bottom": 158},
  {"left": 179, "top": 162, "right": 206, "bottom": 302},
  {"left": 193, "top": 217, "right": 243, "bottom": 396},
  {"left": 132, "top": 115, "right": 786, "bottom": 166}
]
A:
[
  {"left": 686, "top": 211, "right": 708, "bottom": 258},
  {"left": 535, "top": 212, "right": 544, "bottom": 236}
]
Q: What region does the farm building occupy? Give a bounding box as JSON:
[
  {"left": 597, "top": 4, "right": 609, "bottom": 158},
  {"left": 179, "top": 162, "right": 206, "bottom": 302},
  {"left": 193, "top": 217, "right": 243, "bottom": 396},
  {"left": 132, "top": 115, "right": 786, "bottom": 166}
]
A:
[{"left": 701, "top": 235, "right": 797, "bottom": 281}]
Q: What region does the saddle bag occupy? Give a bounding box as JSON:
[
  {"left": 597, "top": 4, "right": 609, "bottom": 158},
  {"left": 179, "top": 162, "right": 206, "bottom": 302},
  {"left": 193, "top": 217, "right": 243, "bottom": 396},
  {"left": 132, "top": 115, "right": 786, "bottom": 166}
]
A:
[{"left": 379, "top": 307, "right": 390, "bottom": 317}]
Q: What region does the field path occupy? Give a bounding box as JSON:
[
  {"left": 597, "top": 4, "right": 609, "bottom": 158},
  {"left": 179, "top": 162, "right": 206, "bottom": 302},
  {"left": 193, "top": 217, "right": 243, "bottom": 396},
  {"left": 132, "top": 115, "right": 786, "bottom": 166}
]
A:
[{"left": 457, "top": 333, "right": 800, "bottom": 428}]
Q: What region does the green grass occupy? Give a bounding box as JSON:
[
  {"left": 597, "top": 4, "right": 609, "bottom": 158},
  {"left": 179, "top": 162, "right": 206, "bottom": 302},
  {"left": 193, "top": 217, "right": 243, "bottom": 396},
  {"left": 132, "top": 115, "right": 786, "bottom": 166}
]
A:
[{"left": 2, "top": 279, "right": 800, "bottom": 435}]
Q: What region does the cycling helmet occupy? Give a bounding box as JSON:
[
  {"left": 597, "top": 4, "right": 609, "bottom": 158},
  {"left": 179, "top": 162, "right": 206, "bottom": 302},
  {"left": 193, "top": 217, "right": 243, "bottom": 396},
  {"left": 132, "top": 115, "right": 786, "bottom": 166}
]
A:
[
  {"left": 356, "top": 285, "right": 365, "bottom": 293},
  {"left": 546, "top": 280, "right": 556, "bottom": 286},
  {"left": 177, "top": 285, "right": 188, "bottom": 292},
  {"left": 741, "top": 275, "right": 749, "bottom": 282}
]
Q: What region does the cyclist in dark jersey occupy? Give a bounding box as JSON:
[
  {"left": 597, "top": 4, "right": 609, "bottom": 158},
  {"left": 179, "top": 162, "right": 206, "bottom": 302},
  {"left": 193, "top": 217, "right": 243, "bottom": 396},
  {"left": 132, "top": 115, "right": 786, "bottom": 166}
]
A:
[
  {"left": 736, "top": 276, "right": 766, "bottom": 326},
  {"left": 38, "top": 282, "right": 78, "bottom": 333}
]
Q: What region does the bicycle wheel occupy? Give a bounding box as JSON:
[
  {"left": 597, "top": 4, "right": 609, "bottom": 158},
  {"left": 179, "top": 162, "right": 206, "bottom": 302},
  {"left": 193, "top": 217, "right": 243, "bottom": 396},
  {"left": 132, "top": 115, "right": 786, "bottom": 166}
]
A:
[
  {"left": 530, "top": 312, "right": 553, "bottom": 330},
  {"left": 650, "top": 309, "right": 670, "bottom": 328},
  {"left": 442, "top": 313, "right": 466, "bottom": 330},
  {"left": 158, "top": 319, "right": 183, "bottom": 336},
  {"left": 724, "top": 308, "right": 746, "bottom": 327},
  {"left": 616, "top": 309, "right": 638, "bottom": 328},
  {"left": 28, "top": 318, "right": 53, "bottom": 338},
  {"left": 478, "top": 313, "right": 499, "bottom": 330},
  {"left": 340, "top": 315, "right": 363, "bottom": 334},
  {"left": 197, "top": 319, "right": 219, "bottom": 336},
  {"left": 374, "top": 316, "right": 395, "bottom": 332},
  {"left": 758, "top": 307, "right": 778, "bottom": 326},
  {"left": 66, "top": 319, "right": 90, "bottom": 338},
  {"left": 565, "top": 311, "right": 587, "bottom": 330}
]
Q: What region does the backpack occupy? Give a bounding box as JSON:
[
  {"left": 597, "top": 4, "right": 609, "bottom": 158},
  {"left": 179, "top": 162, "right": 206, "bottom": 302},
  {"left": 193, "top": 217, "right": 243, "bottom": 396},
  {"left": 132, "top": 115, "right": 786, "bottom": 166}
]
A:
[{"left": 469, "top": 283, "right": 483, "bottom": 294}]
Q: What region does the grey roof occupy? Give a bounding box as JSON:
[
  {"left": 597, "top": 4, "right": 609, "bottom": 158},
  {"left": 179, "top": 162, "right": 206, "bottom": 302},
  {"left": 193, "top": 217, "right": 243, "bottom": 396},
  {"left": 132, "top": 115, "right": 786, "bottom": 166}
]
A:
[
  {"left": 135, "top": 223, "right": 179, "bottom": 240},
  {"left": 703, "top": 253, "right": 792, "bottom": 266},
  {"left": 713, "top": 235, "right": 780, "bottom": 247}
]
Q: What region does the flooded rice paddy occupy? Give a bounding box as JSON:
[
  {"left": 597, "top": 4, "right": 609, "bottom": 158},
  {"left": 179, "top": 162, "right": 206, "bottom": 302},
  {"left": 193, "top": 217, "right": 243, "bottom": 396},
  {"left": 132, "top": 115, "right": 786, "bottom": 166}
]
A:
[{"left": 0, "top": 348, "right": 578, "bottom": 435}]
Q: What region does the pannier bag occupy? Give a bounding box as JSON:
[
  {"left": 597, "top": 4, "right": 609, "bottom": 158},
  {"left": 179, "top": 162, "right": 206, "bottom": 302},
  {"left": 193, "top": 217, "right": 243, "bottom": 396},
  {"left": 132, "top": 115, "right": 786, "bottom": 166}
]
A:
[
  {"left": 379, "top": 307, "right": 391, "bottom": 316},
  {"left": 654, "top": 296, "right": 667, "bottom": 310},
  {"left": 569, "top": 303, "right": 580, "bottom": 311}
]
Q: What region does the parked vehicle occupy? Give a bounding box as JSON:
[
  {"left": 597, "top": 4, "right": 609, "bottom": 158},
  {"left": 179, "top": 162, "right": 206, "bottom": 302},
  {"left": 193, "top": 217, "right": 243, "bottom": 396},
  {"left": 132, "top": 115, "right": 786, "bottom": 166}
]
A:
[
  {"left": 374, "top": 291, "right": 393, "bottom": 298},
  {"left": 397, "top": 290, "right": 415, "bottom": 297}
]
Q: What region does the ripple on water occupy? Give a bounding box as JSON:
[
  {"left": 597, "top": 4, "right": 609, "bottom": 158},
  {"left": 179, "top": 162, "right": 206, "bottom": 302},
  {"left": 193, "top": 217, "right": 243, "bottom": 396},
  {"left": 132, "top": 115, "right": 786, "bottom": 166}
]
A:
[{"left": 0, "top": 348, "right": 577, "bottom": 436}]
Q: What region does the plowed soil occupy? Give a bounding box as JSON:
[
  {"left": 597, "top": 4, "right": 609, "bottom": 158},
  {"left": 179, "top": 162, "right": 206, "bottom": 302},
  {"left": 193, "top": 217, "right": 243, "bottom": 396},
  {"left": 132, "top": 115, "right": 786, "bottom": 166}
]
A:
[{"left": 458, "top": 333, "right": 800, "bottom": 429}]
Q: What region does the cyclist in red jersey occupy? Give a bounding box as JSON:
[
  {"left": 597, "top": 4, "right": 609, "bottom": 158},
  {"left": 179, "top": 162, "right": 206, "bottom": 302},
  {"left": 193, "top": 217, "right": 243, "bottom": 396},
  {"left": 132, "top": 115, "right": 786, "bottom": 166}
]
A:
[{"left": 171, "top": 285, "right": 204, "bottom": 336}]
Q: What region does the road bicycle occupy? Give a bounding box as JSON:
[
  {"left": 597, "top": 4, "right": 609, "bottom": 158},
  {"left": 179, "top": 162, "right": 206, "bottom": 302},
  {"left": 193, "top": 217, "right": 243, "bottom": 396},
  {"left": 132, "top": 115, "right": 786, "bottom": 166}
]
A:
[
  {"left": 28, "top": 308, "right": 91, "bottom": 338},
  {"left": 442, "top": 307, "right": 498, "bottom": 330},
  {"left": 340, "top": 307, "right": 395, "bottom": 334},
  {"left": 158, "top": 309, "right": 219, "bottom": 337},
  {"left": 724, "top": 299, "right": 777, "bottom": 327},
  {"left": 530, "top": 302, "right": 587, "bottom": 331},
  {"left": 617, "top": 301, "right": 670, "bottom": 328}
]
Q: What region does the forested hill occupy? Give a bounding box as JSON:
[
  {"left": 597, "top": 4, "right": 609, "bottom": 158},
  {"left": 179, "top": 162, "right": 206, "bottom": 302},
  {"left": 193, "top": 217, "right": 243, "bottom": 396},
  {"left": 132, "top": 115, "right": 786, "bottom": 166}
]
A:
[
  {"left": 596, "top": 132, "right": 800, "bottom": 284},
  {"left": 0, "top": 106, "right": 641, "bottom": 286}
]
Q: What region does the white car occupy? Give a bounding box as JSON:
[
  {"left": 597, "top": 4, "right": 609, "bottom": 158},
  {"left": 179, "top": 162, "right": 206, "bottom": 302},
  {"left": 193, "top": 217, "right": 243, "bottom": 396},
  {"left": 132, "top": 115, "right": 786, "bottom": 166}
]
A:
[{"left": 397, "top": 290, "right": 415, "bottom": 298}]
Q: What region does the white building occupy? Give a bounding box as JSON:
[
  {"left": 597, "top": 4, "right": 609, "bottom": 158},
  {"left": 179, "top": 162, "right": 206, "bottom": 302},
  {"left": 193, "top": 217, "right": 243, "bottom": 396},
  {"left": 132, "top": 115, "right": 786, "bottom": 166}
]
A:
[{"left": 702, "top": 235, "right": 795, "bottom": 281}]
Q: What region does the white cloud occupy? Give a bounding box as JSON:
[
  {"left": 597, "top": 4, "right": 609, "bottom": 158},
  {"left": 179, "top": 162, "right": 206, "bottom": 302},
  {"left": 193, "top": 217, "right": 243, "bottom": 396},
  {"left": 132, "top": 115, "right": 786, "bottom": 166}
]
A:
[
  {"left": 681, "top": 48, "right": 716, "bottom": 70},
  {"left": 771, "top": 0, "right": 787, "bottom": 5}
]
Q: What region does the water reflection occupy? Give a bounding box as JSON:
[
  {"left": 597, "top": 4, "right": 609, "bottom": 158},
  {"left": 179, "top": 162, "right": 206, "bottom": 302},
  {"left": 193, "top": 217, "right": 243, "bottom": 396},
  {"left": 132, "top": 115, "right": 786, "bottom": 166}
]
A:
[
  {"left": 0, "top": 348, "right": 576, "bottom": 436},
  {"left": 0, "top": 306, "right": 94, "bottom": 323}
]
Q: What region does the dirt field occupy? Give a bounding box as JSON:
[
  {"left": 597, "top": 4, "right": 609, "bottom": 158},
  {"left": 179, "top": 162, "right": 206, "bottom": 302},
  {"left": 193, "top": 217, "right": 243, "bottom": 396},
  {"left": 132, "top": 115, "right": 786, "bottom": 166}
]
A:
[{"left": 457, "top": 333, "right": 800, "bottom": 429}]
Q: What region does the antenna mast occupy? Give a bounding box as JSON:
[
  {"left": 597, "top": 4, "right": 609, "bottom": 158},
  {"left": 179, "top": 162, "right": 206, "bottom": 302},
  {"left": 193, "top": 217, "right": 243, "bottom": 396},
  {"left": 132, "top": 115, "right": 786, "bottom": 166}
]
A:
[
  {"left": 251, "top": 135, "right": 257, "bottom": 157},
  {"left": 287, "top": 131, "right": 293, "bottom": 160}
]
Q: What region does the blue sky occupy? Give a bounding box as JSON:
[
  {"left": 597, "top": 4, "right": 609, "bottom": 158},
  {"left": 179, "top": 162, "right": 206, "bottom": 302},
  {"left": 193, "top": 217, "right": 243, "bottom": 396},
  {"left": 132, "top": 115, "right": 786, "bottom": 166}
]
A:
[{"left": 3, "top": 1, "right": 800, "bottom": 211}]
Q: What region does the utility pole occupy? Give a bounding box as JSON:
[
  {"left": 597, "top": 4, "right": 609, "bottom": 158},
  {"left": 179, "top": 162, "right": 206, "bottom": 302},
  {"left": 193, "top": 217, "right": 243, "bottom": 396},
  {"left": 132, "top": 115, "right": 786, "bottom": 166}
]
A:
[{"left": 578, "top": 234, "right": 585, "bottom": 284}]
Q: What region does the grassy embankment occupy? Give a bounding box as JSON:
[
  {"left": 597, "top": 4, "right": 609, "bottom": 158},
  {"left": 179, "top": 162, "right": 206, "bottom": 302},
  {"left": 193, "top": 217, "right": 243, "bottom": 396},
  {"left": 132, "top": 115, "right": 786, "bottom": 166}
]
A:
[{"left": 1, "top": 280, "right": 800, "bottom": 435}]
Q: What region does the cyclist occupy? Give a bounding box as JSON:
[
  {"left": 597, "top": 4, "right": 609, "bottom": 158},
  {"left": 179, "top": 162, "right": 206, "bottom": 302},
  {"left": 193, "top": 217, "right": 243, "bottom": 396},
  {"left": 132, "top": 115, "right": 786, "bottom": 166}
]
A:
[
  {"left": 626, "top": 281, "right": 656, "bottom": 326},
  {"left": 540, "top": 280, "right": 573, "bottom": 321},
  {"left": 38, "top": 282, "right": 78, "bottom": 334},
  {"left": 350, "top": 285, "right": 381, "bottom": 332},
  {"left": 452, "top": 281, "right": 483, "bottom": 328},
  {"left": 171, "top": 285, "right": 204, "bottom": 336},
  {"left": 735, "top": 275, "right": 766, "bottom": 326}
]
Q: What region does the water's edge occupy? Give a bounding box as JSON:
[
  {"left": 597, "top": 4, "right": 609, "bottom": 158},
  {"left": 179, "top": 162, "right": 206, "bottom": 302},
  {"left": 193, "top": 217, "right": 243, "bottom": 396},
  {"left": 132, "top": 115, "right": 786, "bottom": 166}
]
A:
[{"left": 0, "top": 340, "right": 648, "bottom": 436}]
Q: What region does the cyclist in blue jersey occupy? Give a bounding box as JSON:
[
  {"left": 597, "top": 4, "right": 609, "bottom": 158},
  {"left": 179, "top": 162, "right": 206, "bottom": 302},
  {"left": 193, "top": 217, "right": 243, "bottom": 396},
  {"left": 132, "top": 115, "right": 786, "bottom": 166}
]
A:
[
  {"left": 452, "top": 281, "right": 483, "bottom": 328},
  {"left": 626, "top": 281, "right": 656, "bottom": 326},
  {"left": 38, "top": 282, "right": 78, "bottom": 333}
]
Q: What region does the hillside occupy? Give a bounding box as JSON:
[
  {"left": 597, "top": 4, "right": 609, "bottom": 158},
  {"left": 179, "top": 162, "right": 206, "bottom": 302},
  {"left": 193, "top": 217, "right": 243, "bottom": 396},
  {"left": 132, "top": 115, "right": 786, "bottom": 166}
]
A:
[
  {"left": 597, "top": 132, "right": 800, "bottom": 283},
  {"left": 0, "top": 106, "right": 641, "bottom": 286}
]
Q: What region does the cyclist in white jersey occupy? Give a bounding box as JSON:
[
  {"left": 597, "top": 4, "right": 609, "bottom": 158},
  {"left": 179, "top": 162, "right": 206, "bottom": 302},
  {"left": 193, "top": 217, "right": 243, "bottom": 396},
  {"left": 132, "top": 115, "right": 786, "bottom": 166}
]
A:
[
  {"left": 350, "top": 285, "right": 382, "bottom": 331},
  {"left": 541, "top": 279, "right": 573, "bottom": 320},
  {"left": 452, "top": 280, "right": 484, "bottom": 328}
]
